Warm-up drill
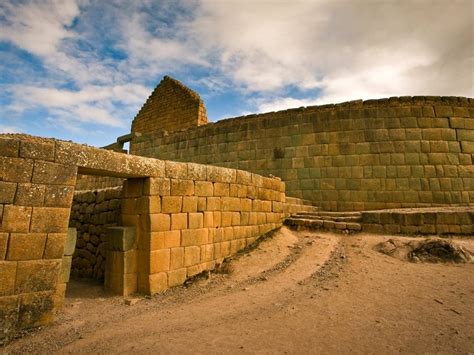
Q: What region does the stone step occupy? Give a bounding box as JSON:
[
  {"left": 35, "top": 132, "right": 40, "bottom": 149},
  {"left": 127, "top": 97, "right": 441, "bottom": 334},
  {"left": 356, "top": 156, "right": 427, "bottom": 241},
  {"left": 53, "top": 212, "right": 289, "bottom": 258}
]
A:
[
  {"left": 293, "top": 211, "right": 361, "bottom": 217},
  {"left": 284, "top": 204, "right": 320, "bottom": 214},
  {"left": 284, "top": 217, "right": 362, "bottom": 234},
  {"left": 291, "top": 214, "right": 361, "bottom": 222}
]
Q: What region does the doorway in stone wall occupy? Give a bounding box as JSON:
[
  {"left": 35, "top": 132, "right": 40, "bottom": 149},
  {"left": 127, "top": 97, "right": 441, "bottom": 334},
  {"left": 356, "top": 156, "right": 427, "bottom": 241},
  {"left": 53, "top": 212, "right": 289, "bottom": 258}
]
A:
[{"left": 66, "top": 174, "right": 125, "bottom": 298}]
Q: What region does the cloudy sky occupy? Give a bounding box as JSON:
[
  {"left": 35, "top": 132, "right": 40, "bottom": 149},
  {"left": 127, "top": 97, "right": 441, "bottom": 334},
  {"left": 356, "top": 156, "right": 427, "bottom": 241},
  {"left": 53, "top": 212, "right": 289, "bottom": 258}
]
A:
[{"left": 0, "top": 0, "right": 472, "bottom": 147}]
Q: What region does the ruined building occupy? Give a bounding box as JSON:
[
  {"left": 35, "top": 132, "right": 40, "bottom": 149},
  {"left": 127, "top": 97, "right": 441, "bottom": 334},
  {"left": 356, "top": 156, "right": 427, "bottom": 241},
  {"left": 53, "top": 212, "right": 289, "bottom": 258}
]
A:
[{"left": 0, "top": 75, "right": 473, "bottom": 337}]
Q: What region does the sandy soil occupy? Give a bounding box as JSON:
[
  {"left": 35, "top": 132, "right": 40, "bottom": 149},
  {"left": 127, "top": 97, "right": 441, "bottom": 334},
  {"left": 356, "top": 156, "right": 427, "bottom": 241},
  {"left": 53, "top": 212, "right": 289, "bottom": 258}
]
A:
[{"left": 2, "top": 227, "right": 474, "bottom": 354}]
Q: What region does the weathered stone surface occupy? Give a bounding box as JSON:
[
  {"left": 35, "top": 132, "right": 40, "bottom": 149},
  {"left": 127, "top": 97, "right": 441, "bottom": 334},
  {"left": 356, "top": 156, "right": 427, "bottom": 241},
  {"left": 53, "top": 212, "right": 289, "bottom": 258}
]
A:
[
  {"left": 0, "top": 137, "right": 20, "bottom": 157},
  {"left": 0, "top": 181, "right": 17, "bottom": 204},
  {"left": 32, "top": 161, "right": 77, "bottom": 185},
  {"left": 59, "top": 256, "right": 72, "bottom": 283},
  {"left": 107, "top": 227, "right": 136, "bottom": 252},
  {"left": 148, "top": 272, "right": 168, "bottom": 294},
  {"left": 30, "top": 207, "right": 70, "bottom": 233},
  {"left": 0, "top": 232, "right": 8, "bottom": 260},
  {"left": 150, "top": 249, "right": 170, "bottom": 273},
  {"left": 15, "top": 183, "right": 46, "bottom": 206},
  {"left": 167, "top": 268, "right": 186, "bottom": 287},
  {"left": 15, "top": 260, "right": 60, "bottom": 293},
  {"left": 1, "top": 205, "right": 32, "bottom": 233},
  {"left": 44, "top": 233, "right": 66, "bottom": 259},
  {"left": 0, "top": 295, "right": 20, "bottom": 338},
  {"left": 20, "top": 140, "right": 55, "bottom": 161},
  {"left": 7, "top": 233, "right": 47, "bottom": 261},
  {"left": 0, "top": 261, "right": 17, "bottom": 296},
  {"left": 64, "top": 228, "right": 77, "bottom": 256}
]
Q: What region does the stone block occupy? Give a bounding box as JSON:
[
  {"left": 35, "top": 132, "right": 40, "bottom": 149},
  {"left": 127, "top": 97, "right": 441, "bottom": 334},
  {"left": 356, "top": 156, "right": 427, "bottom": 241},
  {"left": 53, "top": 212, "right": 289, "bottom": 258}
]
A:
[
  {"left": 236, "top": 170, "right": 252, "bottom": 185},
  {"left": 150, "top": 249, "right": 170, "bottom": 273},
  {"left": 20, "top": 140, "right": 55, "bottom": 161},
  {"left": 15, "top": 260, "right": 60, "bottom": 293},
  {"left": 64, "top": 228, "right": 76, "bottom": 256},
  {"left": 206, "top": 197, "right": 221, "bottom": 211},
  {"left": 171, "top": 213, "right": 188, "bottom": 230},
  {"left": 0, "top": 261, "right": 17, "bottom": 296},
  {"left": 18, "top": 291, "right": 55, "bottom": 330},
  {"left": 165, "top": 161, "right": 187, "bottom": 179},
  {"left": 167, "top": 268, "right": 187, "bottom": 287},
  {"left": 203, "top": 211, "right": 214, "bottom": 228},
  {"left": 156, "top": 230, "right": 180, "bottom": 249},
  {"left": 107, "top": 226, "right": 136, "bottom": 251},
  {"left": 182, "top": 196, "right": 198, "bottom": 212},
  {"left": 461, "top": 141, "right": 474, "bottom": 154},
  {"left": 53, "top": 282, "right": 67, "bottom": 310},
  {"left": 1, "top": 205, "right": 32, "bottom": 233},
  {"left": 187, "top": 263, "right": 204, "bottom": 277},
  {"left": 197, "top": 197, "right": 207, "bottom": 211},
  {"left": 188, "top": 212, "right": 204, "bottom": 229},
  {"left": 59, "top": 256, "right": 72, "bottom": 283},
  {"left": 214, "top": 182, "right": 230, "bottom": 197},
  {"left": 149, "top": 214, "right": 171, "bottom": 232},
  {"left": 0, "top": 295, "right": 20, "bottom": 338},
  {"left": 161, "top": 196, "right": 183, "bottom": 213},
  {"left": 105, "top": 272, "right": 137, "bottom": 296},
  {"left": 0, "top": 181, "right": 17, "bottom": 204},
  {"left": 181, "top": 228, "right": 208, "bottom": 246},
  {"left": 187, "top": 163, "right": 207, "bottom": 181},
  {"left": 170, "top": 247, "right": 184, "bottom": 270},
  {"left": 434, "top": 105, "right": 453, "bottom": 117},
  {"left": 7, "top": 233, "right": 46, "bottom": 261},
  {"left": 184, "top": 246, "right": 201, "bottom": 266},
  {"left": 207, "top": 165, "right": 235, "bottom": 183},
  {"left": 195, "top": 181, "right": 214, "bottom": 197},
  {"left": 1, "top": 157, "right": 34, "bottom": 183},
  {"left": 171, "top": 179, "right": 195, "bottom": 196},
  {"left": 32, "top": 161, "right": 77, "bottom": 186},
  {"left": 149, "top": 272, "right": 168, "bottom": 294},
  {"left": 30, "top": 207, "right": 70, "bottom": 233},
  {"left": 0, "top": 137, "right": 19, "bottom": 157},
  {"left": 15, "top": 183, "right": 47, "bottom": 207},
  {"left": 148, "top": 232, "right": 165, "bottom": 250},
  {"left": 0, "top": 233, "right": 8, "bottom": 260},
  {"left": 123, "top": 179, "right": 144, "bottom": 198},
  {"left": 106, "top": 250, "right": 137, "bottom": 275},
  {"left": 144, "top": 177, "right": 171, "bottom": 196},
  {"left": 200, "top": 244, "right": 214, "bottom": 262},
  {"left": 43, "top": 233, "right": 66, "bottom": 259}
]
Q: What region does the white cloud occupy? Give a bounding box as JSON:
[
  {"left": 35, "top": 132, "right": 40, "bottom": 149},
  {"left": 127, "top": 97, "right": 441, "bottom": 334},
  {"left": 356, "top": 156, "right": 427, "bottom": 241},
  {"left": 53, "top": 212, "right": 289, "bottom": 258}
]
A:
[
  {"left": 8, "top": 83, "right": 150, "bottom": 129},
  {"left": 0, "top": 0, "right": 80, "bottom": 56},
  {"left": 191, "top": 0, "right": 473, "bottom": 101},
  {"left": 0, "top": 0, "right": 472, "bottom": 143},
  {"left": 0, "top": 125, "right": 22, "bottom": 134}
]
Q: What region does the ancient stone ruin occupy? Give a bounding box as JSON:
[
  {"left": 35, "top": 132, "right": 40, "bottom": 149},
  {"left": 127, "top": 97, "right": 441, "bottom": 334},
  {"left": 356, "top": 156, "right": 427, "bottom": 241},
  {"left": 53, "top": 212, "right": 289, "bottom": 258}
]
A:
[{"left": 0, "top": 75, "right": 473, "bottom": 338}]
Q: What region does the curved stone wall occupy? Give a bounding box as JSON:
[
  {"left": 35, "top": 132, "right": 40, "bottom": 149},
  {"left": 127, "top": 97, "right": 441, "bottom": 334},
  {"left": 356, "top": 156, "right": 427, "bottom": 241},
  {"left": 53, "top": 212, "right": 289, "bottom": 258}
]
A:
[{"left": 131, "top": 96, "right": 474, "bottom": 211}]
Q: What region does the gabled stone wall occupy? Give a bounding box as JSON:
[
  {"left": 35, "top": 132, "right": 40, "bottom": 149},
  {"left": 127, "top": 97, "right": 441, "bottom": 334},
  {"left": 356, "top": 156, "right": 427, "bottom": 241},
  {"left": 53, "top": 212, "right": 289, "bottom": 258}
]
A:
[{"left": 131, "top": 76, "right": 208, "bottom": 136}]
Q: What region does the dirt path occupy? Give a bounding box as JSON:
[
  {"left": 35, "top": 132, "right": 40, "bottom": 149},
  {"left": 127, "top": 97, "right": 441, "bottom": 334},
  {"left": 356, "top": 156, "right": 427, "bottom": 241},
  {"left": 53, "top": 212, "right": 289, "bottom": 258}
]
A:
[{"left": 2, "top": 228, "right": 474, "bottom": 354}]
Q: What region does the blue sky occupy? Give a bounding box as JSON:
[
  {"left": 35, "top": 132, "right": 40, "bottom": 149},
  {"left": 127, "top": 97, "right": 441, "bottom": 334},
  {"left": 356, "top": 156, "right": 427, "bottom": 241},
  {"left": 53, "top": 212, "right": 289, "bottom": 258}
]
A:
[{"left": 0, "top": 0, "right": 472, "bottom": 147}]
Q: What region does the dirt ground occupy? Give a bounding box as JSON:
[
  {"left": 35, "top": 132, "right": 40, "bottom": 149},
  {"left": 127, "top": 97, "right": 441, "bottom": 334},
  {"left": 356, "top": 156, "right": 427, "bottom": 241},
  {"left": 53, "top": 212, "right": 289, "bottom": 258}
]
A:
[{"left": 2, "top": 227, "right": 474, "bottom": 354}]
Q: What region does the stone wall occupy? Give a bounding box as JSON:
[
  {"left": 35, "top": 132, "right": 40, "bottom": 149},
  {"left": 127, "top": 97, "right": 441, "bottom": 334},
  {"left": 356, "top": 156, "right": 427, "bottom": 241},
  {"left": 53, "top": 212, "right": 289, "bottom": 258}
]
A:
[
  {"left": 0, "top": 135, "right": 78, "bottom": 336},
  {"left": 75, "top": 174, "right": 124, "bottom": 191},
  {"left": 131, "top": 76, "right": 208, "bottom": 135},
  {"left": 0, "top": 134, "right": 290, "bottom": 337},
  {"left": 69, "top": 187, "right": 122, "bottom": 280},
  {"left": 131, "top": 96, "right": 474, "bottom": 211},
  {"left": 116, "top": 162, "right": 286, "bottom": 295}
]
